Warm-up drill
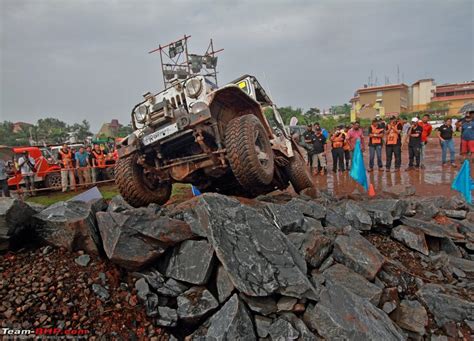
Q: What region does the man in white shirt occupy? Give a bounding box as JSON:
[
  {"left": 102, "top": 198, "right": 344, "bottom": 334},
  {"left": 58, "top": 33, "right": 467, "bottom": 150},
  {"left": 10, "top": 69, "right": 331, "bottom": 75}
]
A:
[{"left": 17, "top": 152, "right": 36, "bottom": 195}]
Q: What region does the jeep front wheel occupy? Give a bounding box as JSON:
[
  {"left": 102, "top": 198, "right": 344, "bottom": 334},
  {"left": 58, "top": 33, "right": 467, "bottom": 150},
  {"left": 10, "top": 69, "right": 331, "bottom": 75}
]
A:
[
  {"left": 286, "top": 152, "right": 314, "bottom": 193},
  {"left": 225, "top": 114, "right": 274, "bottom": 190},
  {"left": 115, "top": 152, "right": 171, "bottom": 207}
]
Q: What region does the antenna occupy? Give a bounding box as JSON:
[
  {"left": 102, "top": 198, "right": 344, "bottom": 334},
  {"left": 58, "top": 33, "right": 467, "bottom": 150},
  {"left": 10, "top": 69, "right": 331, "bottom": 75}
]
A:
[
  {"left": 149, "top": 35, "right": 223, "bottom": 89},
  {"left": 397, "top": 65, "right": 400, "bottom": 83}
]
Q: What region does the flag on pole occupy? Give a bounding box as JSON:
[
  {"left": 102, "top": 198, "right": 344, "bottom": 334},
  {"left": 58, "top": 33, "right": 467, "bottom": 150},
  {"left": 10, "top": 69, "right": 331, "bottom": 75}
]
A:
[
  {"left": 191, "top": 185, "right": 202, "bottom": 196},
  {"left": 451, "top": 159, "right": 472, "bottom": 204},
  {"left": 349, "top": 139, "right": 369, "bottom": 191}
]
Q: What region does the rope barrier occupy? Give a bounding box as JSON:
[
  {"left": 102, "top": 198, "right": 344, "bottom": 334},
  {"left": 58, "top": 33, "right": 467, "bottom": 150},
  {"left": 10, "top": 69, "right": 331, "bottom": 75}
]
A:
[{"left": 10, "top": 163, "right": 117, "bottom": 199}]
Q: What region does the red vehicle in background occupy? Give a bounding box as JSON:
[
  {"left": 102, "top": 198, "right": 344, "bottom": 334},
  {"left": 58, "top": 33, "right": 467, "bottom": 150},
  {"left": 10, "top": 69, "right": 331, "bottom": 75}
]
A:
[{"left": 8, "top": 146, "right": 62, "bottom": 189}]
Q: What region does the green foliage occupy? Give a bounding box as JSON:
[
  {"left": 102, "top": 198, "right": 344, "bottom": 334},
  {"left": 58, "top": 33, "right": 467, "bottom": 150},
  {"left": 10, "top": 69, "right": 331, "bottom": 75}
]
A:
[
  {"left": 0, "top": 117, "right": 93, "bottom": 146},
  {"left": 117, "top": 124, "right": 134, "bottom": 137}
]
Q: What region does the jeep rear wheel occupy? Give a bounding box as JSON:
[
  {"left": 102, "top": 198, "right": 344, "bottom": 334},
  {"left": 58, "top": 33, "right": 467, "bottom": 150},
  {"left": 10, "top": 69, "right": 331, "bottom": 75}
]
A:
[
  {"left": 115, "top": 152, "right": 171, "bottom": 207},
  {"left": 286, "top": 152, "right": 314, "bottom": 193},
  {"left": 225, "top": 114, "right": 274, "bottom": 190}
]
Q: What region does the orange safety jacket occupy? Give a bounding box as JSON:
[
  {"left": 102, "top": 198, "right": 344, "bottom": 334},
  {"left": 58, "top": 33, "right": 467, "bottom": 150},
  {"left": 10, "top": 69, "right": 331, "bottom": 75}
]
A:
[
  {"left": 331, "top": 134, "right": 345, "bottom": 149},
  {"left": 92, "top": 150, "right": 106, "bottom": 168},
  {"left": 369, "top": 125, "right": 384, "bottom": 145},
  {"left": 386, "top": 123, "right": 400, "bottom": 145},
  {"left": 59, "top": 149, "right": 73, "bottom": 168}
]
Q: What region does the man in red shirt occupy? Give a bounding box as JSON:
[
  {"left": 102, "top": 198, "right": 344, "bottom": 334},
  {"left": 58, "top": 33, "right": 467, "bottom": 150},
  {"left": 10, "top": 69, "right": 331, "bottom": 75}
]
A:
[{"left": 419, "top": 114, "right": 432, "bottom": 169}]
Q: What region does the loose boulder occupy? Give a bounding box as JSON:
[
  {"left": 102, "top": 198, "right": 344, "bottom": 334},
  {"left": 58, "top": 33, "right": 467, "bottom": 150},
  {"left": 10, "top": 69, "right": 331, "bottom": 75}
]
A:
[
  {"left": 177, "top": 286, "right": 219, "bottom": 322},
  {"left": 0, "top": 198, "right": 37, "bottom": 251},
  {"left": 97, "top": 210, "right": 194, "bottom": 270},
  {"left": 391, "top": 225, "right": 429, "bottom": 255},
  {"left": 303, "top": 284, "right": 404, "bottom": 341},
  {"left": 35, "top": 201, "right": 101, "bottom": 254},
  {"left": 201, "top": 194, "right": 319, "bottom": 299},
  {"left": 165, "top": 239, "right": 215, "bottom": 285},
  {"left": 333, "top": 232, "right": 385, "bottom": 280}
]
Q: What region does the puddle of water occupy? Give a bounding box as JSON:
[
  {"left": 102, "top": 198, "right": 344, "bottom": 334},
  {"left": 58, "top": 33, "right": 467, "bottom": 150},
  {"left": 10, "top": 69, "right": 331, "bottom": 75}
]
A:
[{"left": 311, "top": 137, "right": 464, "bottom": 197}]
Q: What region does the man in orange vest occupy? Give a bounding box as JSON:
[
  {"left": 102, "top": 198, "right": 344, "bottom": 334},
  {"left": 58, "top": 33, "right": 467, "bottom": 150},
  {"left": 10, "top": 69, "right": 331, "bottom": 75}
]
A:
[
  {"left": 385, "top": 116, "right": 403, "bottom": 172},
  {"left": 331, "top": 125, "right": 346, "bottom": 173},
  {"left": 368, "top": 118, "right": 384, "bottom": 171},
  {"left": 91, "top": 144, "right": 107, "bottom": 182},
  {"left": 58, "top": 144, "right": 76, "bottom": 192}
]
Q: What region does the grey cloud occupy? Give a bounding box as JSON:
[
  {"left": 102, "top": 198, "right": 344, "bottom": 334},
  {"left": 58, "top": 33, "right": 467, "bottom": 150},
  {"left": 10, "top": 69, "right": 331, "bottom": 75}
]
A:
[{"left": 1, "top": 0, "right": 472, "bottom": 130}]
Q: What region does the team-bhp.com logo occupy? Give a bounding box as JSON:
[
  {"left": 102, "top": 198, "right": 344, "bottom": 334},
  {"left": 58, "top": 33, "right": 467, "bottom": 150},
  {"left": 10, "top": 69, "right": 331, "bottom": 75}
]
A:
[{"left": 1, "top": 327, "right": 89, "bottom": 337}]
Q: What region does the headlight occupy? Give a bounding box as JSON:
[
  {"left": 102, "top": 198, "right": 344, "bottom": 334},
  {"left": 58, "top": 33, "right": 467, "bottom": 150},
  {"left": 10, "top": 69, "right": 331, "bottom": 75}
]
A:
[
  {"left": 185, "top": 78, "right": 202, "bottom": 98},
  {"left": 135, "top": 105, "right": 148, "bottom": 123}
]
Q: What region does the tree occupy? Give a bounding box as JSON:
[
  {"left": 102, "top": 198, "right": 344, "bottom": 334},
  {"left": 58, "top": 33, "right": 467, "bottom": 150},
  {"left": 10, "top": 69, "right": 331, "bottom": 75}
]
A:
[
  {"left": 118, "top": 124, "right": 134, "bottom": 137},
  {"left": 305, "top": 107, "right": 321, "bottom": 122},
  {"left": 68, "top": 120, "right": 93, "bottom": 141}
]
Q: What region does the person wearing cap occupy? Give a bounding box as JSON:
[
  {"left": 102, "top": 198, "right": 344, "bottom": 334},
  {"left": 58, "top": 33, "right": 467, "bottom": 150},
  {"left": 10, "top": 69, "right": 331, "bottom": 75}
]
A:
[
  {"left": 460, "top": 111, "right": 474, "bottom": 160},
  {"left": 406, "top": 117, "right": 423, "bottom": 170},
  {"left": 385, "top": 116, "right": 403, "bottom": 172},
  {"left": 419, "top": 114, "right": 432, "bottom": 169},
  {"left": 436, "top": 118, "right": 456, "bottom": 167},
  {"left": 330, "top": 125, "right": 346, "bottom": 173},
  {"left": 312, "top": 127, "right": 327, "bottom": 175}
]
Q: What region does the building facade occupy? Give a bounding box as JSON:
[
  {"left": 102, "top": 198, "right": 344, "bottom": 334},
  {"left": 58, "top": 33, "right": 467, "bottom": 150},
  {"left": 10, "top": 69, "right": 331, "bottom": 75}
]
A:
[
  {"left": 410, "top": 79, "right": 435, "bottom": 112},
  {"left": 350, "top": 84, "right": 409, "bottom": 121},
  {"left": 430, "top": 82, "right": 474, "bottom": 115}
]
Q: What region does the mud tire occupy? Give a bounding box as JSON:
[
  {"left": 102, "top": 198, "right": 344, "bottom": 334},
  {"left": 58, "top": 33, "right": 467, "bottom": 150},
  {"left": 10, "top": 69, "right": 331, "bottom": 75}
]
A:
[
  {"left": 286, "top": 152, "right": 314, "bottom": 193},
  {"left": 115, "top": 152, "right": 171, "bottom": 207},
  {"left": 225, "top": 114, "right": 274, "bottom": 190},
  {"left": 44, "top": 172, "right": 61, "bottom": 189}
]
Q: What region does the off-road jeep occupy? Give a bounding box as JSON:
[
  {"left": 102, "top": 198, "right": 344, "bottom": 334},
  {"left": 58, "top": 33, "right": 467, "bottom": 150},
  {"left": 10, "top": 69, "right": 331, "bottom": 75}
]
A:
[{"left": 115, "top": 39, "right": 313, "bottom": 207}]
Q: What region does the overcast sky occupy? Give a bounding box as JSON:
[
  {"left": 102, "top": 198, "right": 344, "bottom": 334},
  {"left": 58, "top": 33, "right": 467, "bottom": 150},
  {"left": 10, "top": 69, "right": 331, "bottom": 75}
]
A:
[{"left": 1, "top": 0, "right": 473, "bottom": 131}]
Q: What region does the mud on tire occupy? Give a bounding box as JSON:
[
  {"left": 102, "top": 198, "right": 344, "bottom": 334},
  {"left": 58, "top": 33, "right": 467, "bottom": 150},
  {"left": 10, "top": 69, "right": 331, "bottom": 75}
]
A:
[
  {"left": 286, "top": 152, "right": 313, "bottom": 193},
  {"left": 225, "top": 114, "right": 275, "bottom": 191},
  {"left": 44, "top": 172, "right": 61, "bottom": 189},
  {"left": 115, "top": 152, "right": 171, "bottom": 207}
]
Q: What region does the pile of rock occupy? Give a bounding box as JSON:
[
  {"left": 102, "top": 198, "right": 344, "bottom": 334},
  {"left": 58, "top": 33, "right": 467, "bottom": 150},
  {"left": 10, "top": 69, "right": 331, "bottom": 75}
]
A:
[{"left": 3, "top": 191, "right": 473, "bottom": 339}]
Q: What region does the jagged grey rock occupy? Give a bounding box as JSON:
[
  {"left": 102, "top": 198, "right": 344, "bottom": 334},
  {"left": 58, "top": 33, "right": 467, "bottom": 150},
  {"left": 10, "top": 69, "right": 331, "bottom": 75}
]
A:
[
  {"left": 97, "top": 210, "right": 194, "bottom": 270},
  {"left": 189, "top": 294, "right": 256, "bottom": 340},
  {"left": 269, "top": 318, "right": 300, "bottom": 340},
  {"left": 74, "top": 254, "right": 91, "bottom": 266},
  {"left": 107, "top": 195, "right": 133, "bottom": 212},
  {"left": 448, "top": 256, "right": 474, "bottom": 279},
  {"left": 391, "top": 225, "right": 429, "bottom": 255},
  {"left": 279, "top": 312, "right": 317, "bottom": 341},
  {"left": 303, "top": 285, "right": 404, "bottom": 341},
  {"left": 262, "top": 202, "right": 306, "bottom": 233},
  {"left": 285, "top": 198, "right": 326, "bottom": 220},
  {"left": 343, "top": 200, "right": 373, "bottom": 231},
  {"left": 216, "top": 265, "right": 234, "bottom": 303},
  {"left": 0, "top": 198, "right": 37, "bottom": 250},
  {"left": 364, "top": 199, "right": 407, "bottom": 226},
  {"left": 333, "top": 232, "right": 385, "bottom": 280},
  {"left": 177, "top": 286, "right": 219, "bottom": 322},
  {"left": 135, "top": 268, "right": 189, "bottom": 297},
  {"left": 92, "top": 283, "right": 110, "bottom": 301},
  {"left": 289, "top": 230, "right": 332, "bottom": 268},
  {"left": 155, "top": 307, "right": 178, "bottom": 327},
  {"left": 35, "top": 200, "right": 101, "bottom": 254},
  {"left": 444, "top": 210, "right": 467, "bottom": 220},
  {"left": 240, "top": 294, "right": 277, "bottom": 316},
  {"left": 392, "top": 299, "right": 428, "bottom": 335},
  {"left": 416, "top": 283, "right": 474, "bottom": 326},
  {"left": 254, "top": 315, "right": 272, "bottom": 338},
  {"left": 200, "top": 193, "right": 319, "bottom": 299},
  {"left": 323, "top": 263, "right": 383, "bottom": 305},
  {"left": 400, "top": 216, "right": 463, "bottom": 240},
  {"left": 165, "top": 239, "right": 215, "bottom": 285},
  {"left": 276, "top": 296, "right": 298, "bottom": 312},
  {"left": 325, "top": 207, "right": 350, "bottom": 227}
]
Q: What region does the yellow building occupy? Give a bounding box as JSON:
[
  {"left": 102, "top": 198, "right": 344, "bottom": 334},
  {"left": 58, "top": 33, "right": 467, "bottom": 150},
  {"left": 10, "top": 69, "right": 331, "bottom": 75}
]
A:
[
  {"left": 431, "top": 82, "right": 474, "bottom": 116},
  {"left": 350, "top": 84, "right": 409, "bottom": 121},
  {"left": 410, "top": 79, "right": 435, "bottom": 112}
]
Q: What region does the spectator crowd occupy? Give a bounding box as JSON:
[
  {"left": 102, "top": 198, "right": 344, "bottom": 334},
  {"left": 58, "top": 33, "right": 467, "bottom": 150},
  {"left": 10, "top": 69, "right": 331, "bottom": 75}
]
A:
[{"left": 298, "top": 109, "right": 474, "bottom": 175}]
